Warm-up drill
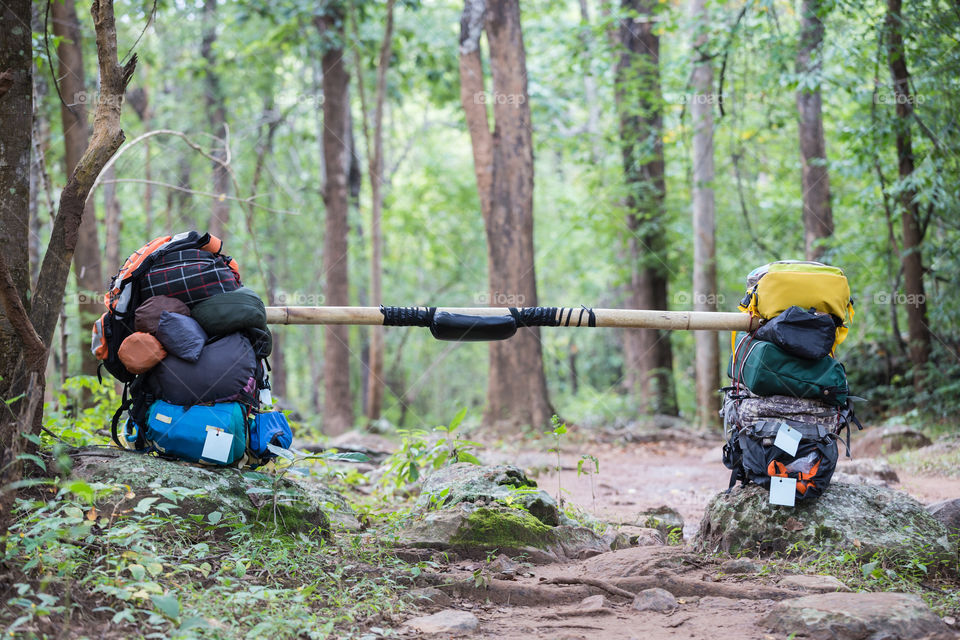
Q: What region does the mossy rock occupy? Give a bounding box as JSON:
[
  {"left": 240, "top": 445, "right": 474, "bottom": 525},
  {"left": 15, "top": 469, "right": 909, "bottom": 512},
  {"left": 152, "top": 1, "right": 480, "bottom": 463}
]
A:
[
  {"left": 397, "top": 503, "right": 607, "bottom": 562},
  {"left": 415, "top": 463, "right": 560, "bottom": 526},
  {"left": 695, "top": 483, "right": 952, "bottom": 565},
  {"left": 70, "top": 449, "right": 340, "bottom": 536}
]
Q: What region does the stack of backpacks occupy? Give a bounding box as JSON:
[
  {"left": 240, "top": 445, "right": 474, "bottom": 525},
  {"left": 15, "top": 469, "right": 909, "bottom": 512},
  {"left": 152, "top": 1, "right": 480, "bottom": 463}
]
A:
[
  {"left": 721, "top": 261, "right": 861, "bottom": 504},
  {"left": 91, "top": 231, "right": 292, "bottom": 467}
]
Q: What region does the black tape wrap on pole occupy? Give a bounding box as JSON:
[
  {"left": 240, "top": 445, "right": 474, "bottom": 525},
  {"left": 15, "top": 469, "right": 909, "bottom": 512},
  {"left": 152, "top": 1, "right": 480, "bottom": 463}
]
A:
[
  {"left": 380, "top": 305, "right": 436, "bottom": 327},
  {"left": 380, "top": 305, "right": 596, "bottom": 341}
]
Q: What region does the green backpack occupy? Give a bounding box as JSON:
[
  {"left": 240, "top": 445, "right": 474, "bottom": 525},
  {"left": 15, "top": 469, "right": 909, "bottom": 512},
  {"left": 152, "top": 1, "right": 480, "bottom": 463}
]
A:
[{"left": 729, "top": 332, "right": 849, "bottom": 406}]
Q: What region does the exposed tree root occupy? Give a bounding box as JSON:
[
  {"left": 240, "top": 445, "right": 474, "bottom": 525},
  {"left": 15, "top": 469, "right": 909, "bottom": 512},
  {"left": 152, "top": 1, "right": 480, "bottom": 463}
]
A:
[{"left": 542, "top": 577, "right": 636, "bottom": 599}]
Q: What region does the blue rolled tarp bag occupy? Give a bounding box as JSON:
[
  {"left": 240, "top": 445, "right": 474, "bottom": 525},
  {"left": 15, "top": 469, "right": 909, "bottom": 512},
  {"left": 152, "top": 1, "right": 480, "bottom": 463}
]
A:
[
  {"left": 250, "top": 411, "right": 293, "bottom": 458},
  {"left": 145, "top": 401, "right": 247, "bottom": 465}
]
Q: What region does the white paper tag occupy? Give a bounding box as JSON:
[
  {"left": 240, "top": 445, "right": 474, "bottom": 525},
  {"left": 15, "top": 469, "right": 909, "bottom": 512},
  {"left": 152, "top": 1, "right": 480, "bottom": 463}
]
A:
[
  {"left": 156, "top": 413, "right": 172, "bottom": 424},
  {"left": 259, "top": 388, "right": 273, "bottom": 406},
  {"left": 769, "top": 476, "right": 797, "bottom": 506},
  {"left": 774, "top": 423, "right": 802, "bottom": 457},
  {"left": 201, "top": 427, "right": 233, "bottom": 463}
]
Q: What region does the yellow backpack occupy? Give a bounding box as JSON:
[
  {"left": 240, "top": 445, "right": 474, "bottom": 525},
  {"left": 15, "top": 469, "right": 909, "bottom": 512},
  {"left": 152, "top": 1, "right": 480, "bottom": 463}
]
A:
[{"left": 738, "top": 261, "right": 854, "bottom": 351}]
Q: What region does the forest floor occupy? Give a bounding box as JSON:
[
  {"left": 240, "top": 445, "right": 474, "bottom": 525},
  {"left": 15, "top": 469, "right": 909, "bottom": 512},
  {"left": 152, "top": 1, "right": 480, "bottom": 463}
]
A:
[{"left": 390, "top": 426, "right": 960, "bottom": 639}]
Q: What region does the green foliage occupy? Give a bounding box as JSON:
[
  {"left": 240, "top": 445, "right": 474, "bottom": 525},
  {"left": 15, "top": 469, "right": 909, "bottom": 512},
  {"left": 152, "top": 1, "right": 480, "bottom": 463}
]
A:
[
  {"left": 3, "top": 474, "right": 412, "bottom": 638},
  {"left": 379, "top": 408, "right": 482, "bottom": 490}
]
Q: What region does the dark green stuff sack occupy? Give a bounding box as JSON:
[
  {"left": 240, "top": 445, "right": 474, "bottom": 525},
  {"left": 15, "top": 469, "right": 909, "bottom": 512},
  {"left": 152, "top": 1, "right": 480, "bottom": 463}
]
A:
[
  {"left": 729, "top": 332, "right": 849, "bottom": 406},
  {"left": 190, "top": 287, "right": 267, "bottom": 336}
]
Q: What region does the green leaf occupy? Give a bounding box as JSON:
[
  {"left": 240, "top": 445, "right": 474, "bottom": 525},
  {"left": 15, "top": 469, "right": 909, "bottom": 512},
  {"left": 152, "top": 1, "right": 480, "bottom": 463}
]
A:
[
  {"left": 448, "top": 407, "right": 468, "bottom": 430},
  {"left": 457, "top": 451, "right": 481, "bottom": 465},
  {"left": 861, "top": 561, "right": 878, "bottom": 578},
  {"left": 17, "top": 453, "right": 45, "bottom": 471},
  {"left": 150, "top": 594, "right": 180, "bottom": 620},
  {"left": 146, "top": 562, "right": 163, "bottom": 577},
  {"left": 317, "top": 451, "right": 370, "bottom": 462},
  {"left": 207, "top": 511, "right": 222, "bottom": 525},
  {"left": 128, "top": 564, "right": 146, "bottom": 581},
  {"left": 134, "top": 497, "right": 160, "bottom": 514},
  {"left": 66, "top": 480, "right": 94, "bottom": 504}
]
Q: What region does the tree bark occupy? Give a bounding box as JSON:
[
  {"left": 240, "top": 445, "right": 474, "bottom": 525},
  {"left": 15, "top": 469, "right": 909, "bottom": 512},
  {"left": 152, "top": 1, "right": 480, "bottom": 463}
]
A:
[
  {"left": 689, "top": 0, "right": 719, "bottom": 429},
  {"left": 127, "top": 87, "right": 153, "bottom": 237},
  {"left": 885, "top": 0, "right": 930, "bottom": 370},
  {"left": 202, "top": 0, "right": 230, "bottom": 239},
  {"left": 1, "top": 0, "right": 134, "bottom": 540},
  {"left": 52, "top": 0, "right": 104, "bottom": 379},
  {"left": 357, "top": 0, "right": 396, "bottom": 423},
  {"left": 0, "top": 0, "right": 35, "bottom": 431},
  {"left": 577, "top": 0, "right": 602, "bottom": 163},
  {"left": 616, "top": 0, "right": 678, "bottom": 416},
  {"left": 796, "top": 0, "right": 834, "bottom": 261},
  {"left": 316, "top": 10, "right": 355, "bottom": 435},
  {"left": 459, "top": 0, "right": 554, "bottom": 430}
]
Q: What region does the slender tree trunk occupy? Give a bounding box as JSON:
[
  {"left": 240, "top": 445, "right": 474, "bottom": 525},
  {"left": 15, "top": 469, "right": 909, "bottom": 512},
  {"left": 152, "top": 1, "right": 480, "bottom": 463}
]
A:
[
  {"left": 103, "top": 166, "right": 121, "bottom": 268},
  {"left": 616, "top": 0, "right": 677, "bottom": 416},
  {"left": 796, "top": 0, "right": 833, "bottom": 261},
  {"left": 357, "top": 0, "right": 396, "bottom": 422},
  {"left": 52, "top": 0, "right": 103, "bottom": 379},
  {"left": 127, "top": 87, "right": 153, "bottom": 237},
  {"left": 202, "top": 0, "right": 230, "bottom": 239},
  {"left": 886, "top": 0, "right": 930, "bottom": 371},
  {"left": 316, "top": 10, "right": 355, "bottom": 435},
  {"left": 690, "top": 0, "right": 719, "bottom": 428},
  {"left": 577, "top": 0, "right": 602, "bottom": 163},
  {"left": 459, "top": 0, "right": 553, "bottom": 430}
]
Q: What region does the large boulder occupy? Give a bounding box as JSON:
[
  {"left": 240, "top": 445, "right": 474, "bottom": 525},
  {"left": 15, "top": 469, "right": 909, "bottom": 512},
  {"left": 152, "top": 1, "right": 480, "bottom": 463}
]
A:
[
  {"left": 415, "top": 463, "right": 560, "bottom": 526},
  {"left": 695, "top": 483, "right": 952, "bottom": 563},
  {"left": 397, "top": 503, "right": 608, "bottom": 562},
  {"left": 927, "top": 498, "right": 960, "bottom": 537},
  {"left": 635, "top": 505, "right": 684, "bottom": 539},
  {"left": 855, "top": 426, "right": 932, "bottom": 458},
  {"left": 69, "top": 448, "right": 359, "bottom": 535},
  {"left": 764, "top": 592, "right": 953, "bottom": 640}
]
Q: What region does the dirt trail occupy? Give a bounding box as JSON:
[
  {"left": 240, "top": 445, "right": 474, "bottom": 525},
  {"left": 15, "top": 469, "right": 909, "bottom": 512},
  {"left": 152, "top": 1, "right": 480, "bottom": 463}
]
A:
[{"left": 397, "top": 436, "right": 960, "bottom": 639}]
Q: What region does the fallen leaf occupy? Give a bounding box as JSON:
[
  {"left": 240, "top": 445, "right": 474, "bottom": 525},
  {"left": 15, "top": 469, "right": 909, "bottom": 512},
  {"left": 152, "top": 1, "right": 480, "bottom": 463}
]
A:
[
  {"left": 784, "top": 517, "right": 804, "bottom": 531},
  {"left": 86, "top": 507, "right": 98, "bottom": 521}
]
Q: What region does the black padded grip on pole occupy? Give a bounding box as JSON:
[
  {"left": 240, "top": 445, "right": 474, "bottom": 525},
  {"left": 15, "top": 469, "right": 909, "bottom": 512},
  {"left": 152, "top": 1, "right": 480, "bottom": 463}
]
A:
[
  {"left": 509, "top": 306, "right": 596, "bottom": 327},
  {"left": 430, "top": 312, "right": 518, "bottom": 342},
  {"left": 380, "top": 305, "right": 436, "bottom": 327}
]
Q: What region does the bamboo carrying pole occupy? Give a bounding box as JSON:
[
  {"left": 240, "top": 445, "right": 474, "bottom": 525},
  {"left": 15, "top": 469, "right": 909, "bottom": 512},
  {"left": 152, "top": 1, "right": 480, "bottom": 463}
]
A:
[{"left": 265, "top": 306, "right": 758, "bottom": 332}]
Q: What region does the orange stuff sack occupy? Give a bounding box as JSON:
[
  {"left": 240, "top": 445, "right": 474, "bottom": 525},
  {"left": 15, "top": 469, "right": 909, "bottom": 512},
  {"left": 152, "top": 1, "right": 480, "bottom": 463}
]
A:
[{"left": 118, "top": 332, "right": 167, "bottom": 374}]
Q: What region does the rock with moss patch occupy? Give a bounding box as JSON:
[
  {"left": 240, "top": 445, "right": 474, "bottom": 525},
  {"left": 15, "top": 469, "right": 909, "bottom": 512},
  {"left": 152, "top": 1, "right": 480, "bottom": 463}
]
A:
[
  {"left": 397, "top": 504, "right": 606, "bottom": 562},
  {"left": 695, "top": 483, "right": 952, "bottom": 564},
  {"left": 856, "top": 426, "right": 932, "bottom": 458},
  {"left": 416, "top": 463, "right": 560, "bottom": 526},
  {"left": 70, "top": 449, "right": 357, "bottom": 536}
]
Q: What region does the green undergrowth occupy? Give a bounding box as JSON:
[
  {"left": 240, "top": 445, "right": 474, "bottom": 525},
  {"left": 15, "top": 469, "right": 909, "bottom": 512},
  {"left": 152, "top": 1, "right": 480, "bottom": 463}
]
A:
[
  {"left": 888, "top": 435, "right": 960, "bottom": 479},
  {"left": 2, "top": 477, "right": 418, "bottom": 639},
  {"left": 737, "top": 540, "right": 960, "bottom": 616}
]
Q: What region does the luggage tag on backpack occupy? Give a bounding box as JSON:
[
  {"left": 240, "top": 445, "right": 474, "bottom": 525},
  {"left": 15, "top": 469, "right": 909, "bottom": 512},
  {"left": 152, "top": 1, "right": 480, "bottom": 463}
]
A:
[
  {"left": 773, "top": 423, "right": 801, "bottom": 457},
  {"left": 259, "top": 388, "right": 273, "bottom": 406},
  {"left": 201, "top": 425, "right": 234, "bottom": 463},
  {"left": 769, "top": 476, "right": 797, "bottom": 507}
]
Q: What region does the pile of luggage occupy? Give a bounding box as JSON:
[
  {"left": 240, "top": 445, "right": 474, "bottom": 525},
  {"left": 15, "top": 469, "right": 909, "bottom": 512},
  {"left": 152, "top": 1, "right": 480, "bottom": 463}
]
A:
[
  {"left": 721, "top": 261, "right": 861, "bottom": 506},
  {"left": 91, "top": 231, "right": 292, "bottom": 467}
]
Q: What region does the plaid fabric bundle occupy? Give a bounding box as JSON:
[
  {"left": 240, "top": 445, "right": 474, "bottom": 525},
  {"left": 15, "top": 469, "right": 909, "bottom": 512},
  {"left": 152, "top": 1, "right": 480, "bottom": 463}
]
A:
[{"left": 140, "top": 249, "right": 241, "bottom": 305}]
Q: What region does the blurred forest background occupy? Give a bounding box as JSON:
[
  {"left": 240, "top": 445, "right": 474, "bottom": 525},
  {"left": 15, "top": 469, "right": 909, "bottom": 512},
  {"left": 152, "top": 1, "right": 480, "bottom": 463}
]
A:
[{"left": 9, "top": 0, "right": 960, "bottom": 435}]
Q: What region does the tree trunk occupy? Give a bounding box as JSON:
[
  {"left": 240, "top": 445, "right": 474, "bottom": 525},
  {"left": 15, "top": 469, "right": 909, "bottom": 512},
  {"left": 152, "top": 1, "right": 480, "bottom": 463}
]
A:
[
  {"left": 316, "top": 10, "right": 355, "bottom": 435},
  {"left": 459, "top": 0, "right": 553, "bottom": 430},
  {"left": 796, "top": 0, "right": 834, "bottom": 261},
  {"left": 202, "top": 0, "right": 230, "bottom": 239},
  {"left": 103, "top": 165, "right": 121, "bottom": 269},
  {"left": 359, "top": 0, "right": 396, "bottom": 423},
  {"left": 616, "top": 0, "right": 677, "bottom": 416},
  {"left": 0, "top": 0, "right": 35, "bottom": 432},
  {"left": 886, "top": 0, "right": 930, "bottom": 371},
  {"left": 1, "top": 0, "right": 134, "bottom": 541},
  {"left": 690, "top": 0, "right": 719, "bottom": 429},
  {"left": 127, "top": 87, "right": 153, "bottom": 237},
  {"left": 577, "top": 0, "right": 602, "bottom": 163},
  {"left": 52, "top": 0, "right": 103, "bottom": 379}
]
